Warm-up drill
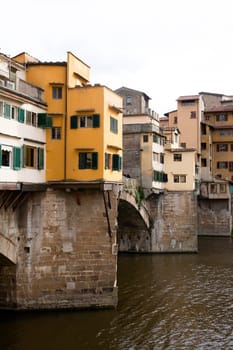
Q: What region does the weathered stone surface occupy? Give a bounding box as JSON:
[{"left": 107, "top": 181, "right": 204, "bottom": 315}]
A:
[
  {"left": 0, "top": 188, "right": 119, "bottom": 310},
  {"left": 198, "top": 198, "right": 231, "bottom": 236}
]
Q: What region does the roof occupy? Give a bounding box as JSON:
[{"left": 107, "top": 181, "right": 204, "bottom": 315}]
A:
[
  {"left": 212, "top": 125, "right": 233, "bottom": 129},
  {"left": 177, "top": 95, "right": 199, "bottom": 101},
  {"left": 205, "top": 105, "right": 233, "bottom": 113},
  {"left": 115, "top": 86, "right": 151, "bottom": 100}
]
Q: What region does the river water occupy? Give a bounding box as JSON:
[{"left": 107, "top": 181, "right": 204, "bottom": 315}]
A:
[{"left": 1, "top": 236, "right": 233, "bottom": 350}]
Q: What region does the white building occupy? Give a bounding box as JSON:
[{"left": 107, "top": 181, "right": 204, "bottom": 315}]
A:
[{"left": 0, "top": 52, "right": 49, "bottom": 188}]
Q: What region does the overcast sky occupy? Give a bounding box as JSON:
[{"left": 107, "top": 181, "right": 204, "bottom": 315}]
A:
[{"left": 1, "top": 0, "right": 233, "bottom": 115}]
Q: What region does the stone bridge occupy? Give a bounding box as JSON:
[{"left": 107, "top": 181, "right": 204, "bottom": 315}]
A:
[{"left": 0, "top": 180, "right": 198, "bottom": 311}]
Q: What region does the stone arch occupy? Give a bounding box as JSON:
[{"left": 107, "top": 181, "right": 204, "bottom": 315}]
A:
[
  {"left": 117, "top": 192, "right": 151, "bottom": 252},
  {"left": 0, "top": 234, "right": 16, "bottom": 265}
]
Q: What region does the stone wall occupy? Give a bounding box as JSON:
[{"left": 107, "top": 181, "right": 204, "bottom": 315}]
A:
[
  {"left": 198, "top": 198, "right": 231, "bottom": 236},
  {"left": 0, "top": 187, "right": 119, "bottom": 310},
  {"left": 118, "top": 191, "right": 198, "bottom": 253},
  {"left": 149, "top": 191, "right": 198, "bottom": 252}
]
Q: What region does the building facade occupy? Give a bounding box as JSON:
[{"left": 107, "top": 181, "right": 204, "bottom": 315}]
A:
[
  {"left": 115, "top": 87, "right": 166, "bottom": 193},
  {"left": 0, "top": 52, "right": 48, "bottom": 187},
  {"left": 13, "top": 52, "right": 123, "bottom": 183}
]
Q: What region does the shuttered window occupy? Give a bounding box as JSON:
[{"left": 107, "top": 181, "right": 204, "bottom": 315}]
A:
[
  {"left": 37, "top": 148, "right": 44, "bottom": 170},
  {"left": 4, "top": 103, "right": 11, "bottom": 119},
  {"left": 38, "top": 113, "right": 53, "bottom": 128},
  {"left": 78, "top": 152, "right": 98, "bottom": 169},
  {"left": 112, "top": 154, "right": 122, "bottom": 171},
  {"left": 13, "top": 147, "right": 21, "bottom": 170},
  {"left": 18, "top": 108, "right": 25, "bottom": 123},
  {"left": 70, "top": 115, "right": 78, "bottom": 129},
  {"left": 92, "top": 114, "right": 100, "bottom": 128}
]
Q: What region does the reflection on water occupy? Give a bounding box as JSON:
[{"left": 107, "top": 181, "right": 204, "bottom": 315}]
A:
[{"left": 1, "top": 237, "right": 233, "bottom": 350}]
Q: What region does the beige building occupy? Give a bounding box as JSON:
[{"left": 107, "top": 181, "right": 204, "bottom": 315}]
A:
[
  {"left": 115, "top": 87, "right": 166, "bottom": 192},
  {"left": 163, "top": 127, "right": 197, "bottom": 191}
]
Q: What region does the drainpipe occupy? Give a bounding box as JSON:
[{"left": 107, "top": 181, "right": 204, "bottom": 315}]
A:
[{"left": 64, "top": 61, "right": 68, "bottom": 180}]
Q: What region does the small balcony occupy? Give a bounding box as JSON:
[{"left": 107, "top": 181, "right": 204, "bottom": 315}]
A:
[{"left": 0, "top": 75, "right": 44, "bottom": 103}]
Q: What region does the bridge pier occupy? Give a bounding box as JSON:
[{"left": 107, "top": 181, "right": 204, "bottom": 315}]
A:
[
  {"left": 118, "top": 190, "right": 198, "bottom": 253},
  {"left": 0, "top": 183, "right": 120, "bottom": 310}
]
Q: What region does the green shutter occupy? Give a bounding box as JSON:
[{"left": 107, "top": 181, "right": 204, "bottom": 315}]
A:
[
  {"left": 4, "top": 103, "right": 11, "bottom": 119},
  {"left": 112, "top": 154, "right": 119, "bottom": 170},
  {"left": 18, "top": 108, "right": 25, "bottom": 123},
  {"left": 92, "top": 114, "right": 100, "bottom": 128},
  {"left": 13, "top": 147, "right": 21, "bottom": 170},
  {"left": 79, "top": 153, "right": 86, "bottom": 169},
  {"left": 92, "top": 152, "right": 98, "bottom": 169},
  {"left": 0, "top": 145, "right": 1, "bottom": 167},
  {"left": 70, "top": 115, "right": 78, "bottom": 129},
  {"left": 37, "top": 148, "right": 44, "bottom": 170},
  {"left": 46, "top": 116, "right": 53, "bottom": 128},
  {"left": 38, "top": 113, "right": 47, "bottom": 127},
  {"left": 119, "top": 156, "right": 122, "bottom": 170},
  {"left": 38, "top": 113, "right": 52, "bottom": 128},
  {"left": 22, "top": 145, "right": 27, "bottom": 167}
]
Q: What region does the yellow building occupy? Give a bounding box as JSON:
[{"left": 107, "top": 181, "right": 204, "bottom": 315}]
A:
[
  {"left": 13, "top": 52, "right": 122, "bottom": 183},
  {"left": 202, "top": 105, "right": 233, "bottom": 182}
]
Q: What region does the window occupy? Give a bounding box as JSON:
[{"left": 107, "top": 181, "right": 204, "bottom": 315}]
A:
[
  {"left": 216, "top": 114, "right": 227, "bottom": 122},
  {"left": 201, "top": 143, "right": 207, "bottom": 150},
  {"left": 153, "top": 134, "right": 159, "bottom": 143},
  {"left": 0, "top": 101, "right": 3, "bottom": 116},
  {"left": 160, "top": 154, "right": 164, "bottom": 164},
  {"left": 4, "top": 103, "right": 11, "bottom": 119},
  {"left": 110, "top": 116, "right": 118, "bottom": 134},
  {"left": 51, "top": 127, "right": 61, "bottom": 139},
  {"left": 112, "top": 154, "right": 122, "bottom": 171},
  {"left": 181, "top": 99, "right": 195, "bottom": 106},
  {"left": 190, "top": 111, "right": 196, "bottom": 118},
  {"left": 105, "top": 153, "right": 112, "bottom": 170},
  {"left": 24, "top": 146, "right": 36, "bottom": 167},
  {"left": 0, "top": 145, "right": 21, "bottom": 170},
  {"left": 210, "top": 184, "right": 217, "bottom": 193},
  {"left": 11, "top": 106, "right": 18, "bottom": 120},
  {"left": 52, "top": 86, "right": 62, "bottom": 99},
  {"left": 1, "top": 146, "right": 12, "bottom": 167},
  {"left": 18, "top": 108, "right": 25, "bottom": 123},
  {"left": 143, "top": 135, "right": 148, "bottom": 143},
  {"left": 79, "top": 152, "right": 98, "bottom": 169},
  {"left": 26, "top": 111, "right": 37, "bottom": 126},
  {"left": 229, "top": 162, "right": 233, "bottom": 172},
  {"left": 153, "top": 171, "right": 167, "bottom": 182},
  {"left": 201, "top": 158, "right": 207, "bottom": 167},
  {"left": 231, "top": 144, "right": 233, "bottom": 152},
  {"left": 80, "top": 116, "right": 92, "bottom": 128},
  {"left": 37, "top": 148, "right": 44, "bottom": 170},
  {"left": 37, "top": 113, "right": 53, "bottom": 128},
  {"left": 173, "top": 175, "right": 186, "bottom": 183},
  {"left": 126, "top": 96, "right": 132, "bottom": 105},
  {"left": 153, "top": 152, "right": 159, "bottom": 162},
  {"left": 174, "top": 116, "right": 177, "bottom": 124},
  {"left": 217, "top": 161, "right": 228, "bottom": 169},
  {"left": 220, "top": 184, "right": 226, "bottom": 193},
  {"left": 219, "top": 130, "right": 232, "bottom": 136},
  {"left": 173, "top": 153, "right": 182, "bottom": 161},
  {"left": 205, "top": 115, "right": 210, "bottom": 121},
  {"left": 71, "top": 114, "right": 100, "bottom": 129},
  {"left": 201, "top": 124, "right": 206, "bottom": 135},
  {"left": 216, "top": 144, "right": 228, "bottom": 152}
]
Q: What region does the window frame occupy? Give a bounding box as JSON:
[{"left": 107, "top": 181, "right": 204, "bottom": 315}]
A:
[{"left": 52, "top": 86, "right": 62, "bottom": 99}]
